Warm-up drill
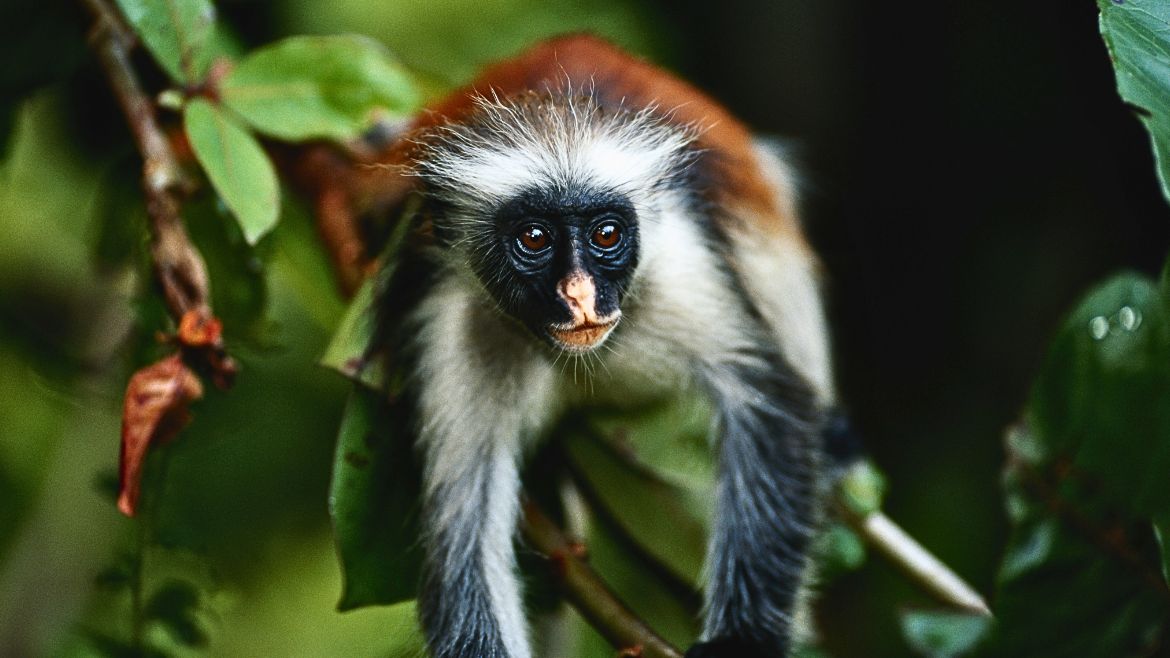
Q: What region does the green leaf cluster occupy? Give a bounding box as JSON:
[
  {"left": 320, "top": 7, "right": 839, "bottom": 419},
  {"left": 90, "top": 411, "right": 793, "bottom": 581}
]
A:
[
  {"left": 986, "top": 273, "right": 1170, "bottom": 656},
  {"left": 114, "top": 0, "right": 420, "bottom": 245},
  {"left": 898, "top": 4, "right": 1170, "bottom": 654}
]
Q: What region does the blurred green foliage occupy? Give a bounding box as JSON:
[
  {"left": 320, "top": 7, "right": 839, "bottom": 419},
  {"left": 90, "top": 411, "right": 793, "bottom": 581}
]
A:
[{"left": 3, "top": 0, "right": 1170, "bottom": 656}]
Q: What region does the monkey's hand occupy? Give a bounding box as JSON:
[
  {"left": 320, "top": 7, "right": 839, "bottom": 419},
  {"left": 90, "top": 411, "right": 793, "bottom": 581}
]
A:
[{"left": 685, "top": 637, "right": 782, "bottom": 658}]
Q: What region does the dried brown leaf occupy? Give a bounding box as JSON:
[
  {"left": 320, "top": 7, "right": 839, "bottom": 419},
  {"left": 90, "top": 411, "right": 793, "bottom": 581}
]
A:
[{"left": 118, "top": 353, "right": 203, "bottom": 516}]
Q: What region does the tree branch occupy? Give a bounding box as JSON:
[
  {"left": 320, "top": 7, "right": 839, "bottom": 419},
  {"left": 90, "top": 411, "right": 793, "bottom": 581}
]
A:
[
  {"left": 81, "top": 0, "right": 235, "bottom": 384},
  {"left": 521, "top": 500, "right": 684, "bottom": 658},
  {"left": 836, "top": 504, "right": 992, "bottom": 616}
]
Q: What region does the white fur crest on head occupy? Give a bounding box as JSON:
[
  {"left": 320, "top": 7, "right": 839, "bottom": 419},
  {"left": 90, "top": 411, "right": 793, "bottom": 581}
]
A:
[{"left": 410, "top": 89, "right": 702, "bottom": 210}]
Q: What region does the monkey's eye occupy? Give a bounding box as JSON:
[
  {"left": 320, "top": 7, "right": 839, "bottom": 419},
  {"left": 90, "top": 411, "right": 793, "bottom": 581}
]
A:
[
  {"left": 591, "top": 221, "right": 622, "bottom": 250},
  {"left": 517, "top": 224, "right": 551, "bottom": 253}
]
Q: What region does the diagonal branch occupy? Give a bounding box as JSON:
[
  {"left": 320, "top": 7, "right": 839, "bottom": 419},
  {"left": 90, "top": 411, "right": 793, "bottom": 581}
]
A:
[{"left": 520, "top": 500, "right": 684, "bottom": 658}]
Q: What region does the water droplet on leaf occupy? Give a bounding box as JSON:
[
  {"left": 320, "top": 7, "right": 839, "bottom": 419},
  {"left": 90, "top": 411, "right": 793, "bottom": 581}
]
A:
[
  {"left": 1118, "top": 306, "right": 1141, "bottom": 332},
  {"left": 1089, "top": 316, "right": 1110, "bottom": 340}
]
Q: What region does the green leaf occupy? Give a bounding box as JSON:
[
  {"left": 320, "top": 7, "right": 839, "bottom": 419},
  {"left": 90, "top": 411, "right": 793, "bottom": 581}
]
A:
[
  {"left": 183, "top": 98, "right": 280, "bottom": 244},
  {"left": 816, "top": 522, "right": 867, "bottom": 577},
  {"left": 114, "top": 0, "right": 217, "bottom": 83},
  {"left": 838, "top": 459, "right": 888, "bottom": 517},
  {"left": 900, "top": 610, "right": 991, "bottom": 658},
  {"left": 1028, "top": 273, "right": 1170, "bottom": 517},
  {"left": 320, "top": 275, "right": 386, "bottom": 390},
  {"left": 989, "top": 425, "right": 1169, "bottom": 656},
  {"left": 329, "top": 387, "right": 422, "bottom": 610},
  {"left": 222, "top": 35, "right": 420, "bottom": 142},
  {"left": 561, "top": 409, "right": 711, "bottom": 584},
  {"left": 1154, "top": 518, "right": 1170, "bottom": 588},
  {"left": 144, "top": 580, "right": 208, "bottom": 648},
  {"left": 320, "top": 207, "right": 415, "bottom": 388},
  {"left": 1099, "top": 0, "right": 1170, "bottom": 203},
  {"left": 985, "top": 268, "right": 1170, "bottom": 655},
  {"left": 579, "top": 393, "right": 714, "bottom": 492}
]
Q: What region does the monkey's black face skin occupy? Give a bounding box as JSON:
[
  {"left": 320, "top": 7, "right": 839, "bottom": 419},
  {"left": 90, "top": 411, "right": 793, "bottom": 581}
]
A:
[{"left": 463, "top": 186, "right": 639, "bottom": 350}]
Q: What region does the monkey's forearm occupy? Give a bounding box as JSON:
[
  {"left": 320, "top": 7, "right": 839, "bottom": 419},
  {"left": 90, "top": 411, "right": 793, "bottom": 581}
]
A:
[
  {"left": 418, "top": 439, "right": 531, "bottom": 658},
  {"left": 696, "top": 357, "right": 822, "bottom": 657}
]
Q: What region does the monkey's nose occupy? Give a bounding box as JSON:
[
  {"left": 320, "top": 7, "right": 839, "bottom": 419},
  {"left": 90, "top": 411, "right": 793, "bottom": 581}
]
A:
[{"left": 557, "top": 272, "right": 599, "bottom": 324}]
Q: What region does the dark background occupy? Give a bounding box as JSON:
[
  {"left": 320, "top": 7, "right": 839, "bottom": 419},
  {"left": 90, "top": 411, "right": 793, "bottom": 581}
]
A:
[
  {"left": 1, "top": 0, "right": 1167, "bottom": 655},
  {"left": 650, "top": 1, "right": 1170, "bottom": 654}
]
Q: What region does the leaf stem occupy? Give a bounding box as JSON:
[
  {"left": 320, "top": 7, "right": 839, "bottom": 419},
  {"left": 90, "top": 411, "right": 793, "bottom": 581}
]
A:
[{"left": 80, "top": 0, "right": 233, "bottom": 382}]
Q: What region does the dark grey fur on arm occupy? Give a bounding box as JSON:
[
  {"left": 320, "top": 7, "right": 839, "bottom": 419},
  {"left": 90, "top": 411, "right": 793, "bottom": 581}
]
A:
[{"left": 690, "top": 352, "right": 824, "bottom": 658}]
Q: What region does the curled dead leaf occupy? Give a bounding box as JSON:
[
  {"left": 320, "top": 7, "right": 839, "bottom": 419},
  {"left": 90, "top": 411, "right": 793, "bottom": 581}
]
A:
[{"left": 118, "top": 353, "right": 203, "bottom": 516}]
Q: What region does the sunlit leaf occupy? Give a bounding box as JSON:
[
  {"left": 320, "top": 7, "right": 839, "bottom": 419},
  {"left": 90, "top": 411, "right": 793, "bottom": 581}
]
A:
[
  {"left": 222, "top": 35, "right": 420, "bottom": 142},
  {"left": 320, "top": 275, "right": 385, "bottom": 390},
  {"left": 119, "top": 353, "right": 202, "bottom": 516},
  {"left": 579, "top": 394, "right": 713, "bottom": 492},
  {"left": 184, "top": 98, "right": 280, "bottom": 244},
  {"left": 329, "top": 387, "right": 421, "bottom": 610},
  {"left": 901, "top": 610, "right": 991, "bottom": 658},
  {"left": 561, "top": 413, "right": 711, "bottom": 585},
  {"left": 114, "top": 0, "right": 217, "bottom": 83}
]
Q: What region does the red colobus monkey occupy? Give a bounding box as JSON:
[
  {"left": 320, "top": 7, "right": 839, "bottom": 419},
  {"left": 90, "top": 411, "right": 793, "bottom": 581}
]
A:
[{"left": 364, "top": 35, "right": 834, "bottom": 658}]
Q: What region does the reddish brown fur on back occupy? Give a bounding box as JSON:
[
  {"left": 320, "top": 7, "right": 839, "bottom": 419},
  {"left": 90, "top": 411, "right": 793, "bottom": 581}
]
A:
[{"left": 350, "top": 34, "right": 800, "bottom": 252}]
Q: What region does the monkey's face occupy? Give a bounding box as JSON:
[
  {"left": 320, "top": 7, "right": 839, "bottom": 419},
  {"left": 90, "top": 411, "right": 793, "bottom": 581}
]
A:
[
  {"left": 412, "top": 92, "right": 697, "bottom": 352},
  {"left": 472, "top": 187, "right": 640, "bottom": 352}
]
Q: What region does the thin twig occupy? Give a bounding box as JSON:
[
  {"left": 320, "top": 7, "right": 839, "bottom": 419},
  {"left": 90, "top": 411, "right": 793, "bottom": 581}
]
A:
[
  {"left": 82, "top": 0, "right": 198, "bottom": 315},
  {"left": 1011, "top": 454, "right": 1170, "bottom": 604},
  {"left": 521, "top": 500, "right": 684, "bottom": 658},
  {"left": 81, "top": 0, "right": 235, "bottom": 384}
]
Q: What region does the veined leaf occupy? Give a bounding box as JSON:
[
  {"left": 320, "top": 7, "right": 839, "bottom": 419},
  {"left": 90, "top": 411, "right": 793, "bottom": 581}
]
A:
[
  {"left": 184, "top": 98, "right": 279, "bottom": 244},
  {"left": 222, "top": 35, "right": 420, "bottom": 142},
  {"left": 115, "top": 0, "right": 216, "bottom": 83},
  {"left": 1098, "top": 0, "right": 1170, "bottom": 203}
]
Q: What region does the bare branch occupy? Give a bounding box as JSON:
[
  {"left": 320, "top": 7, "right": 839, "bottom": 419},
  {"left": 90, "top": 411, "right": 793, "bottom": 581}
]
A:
[
  {"left": 521, "top": 500, "right": 684, "bottom": 658},
  {"left": 837, "top": 504, "right": 992, "bottom": 617},
  {"left": 81, "top": 0, "right": 235, "bottom": 384}
]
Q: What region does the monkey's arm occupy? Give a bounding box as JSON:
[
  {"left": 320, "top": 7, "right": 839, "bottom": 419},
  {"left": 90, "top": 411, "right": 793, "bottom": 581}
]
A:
[
  {"left": 690, "top": 353, "right": 823, "bottom": 658},
  {"left": 417, "top": 430, "right": 528, "bottom": 658},
  {"left": 408, "top": 279, "right": 557, "bottom": 658}
]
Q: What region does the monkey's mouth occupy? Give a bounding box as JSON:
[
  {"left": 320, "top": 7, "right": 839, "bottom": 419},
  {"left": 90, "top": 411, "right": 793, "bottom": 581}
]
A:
[{"left": 547, "top": 316, "right": 620, "bottom": 352}]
